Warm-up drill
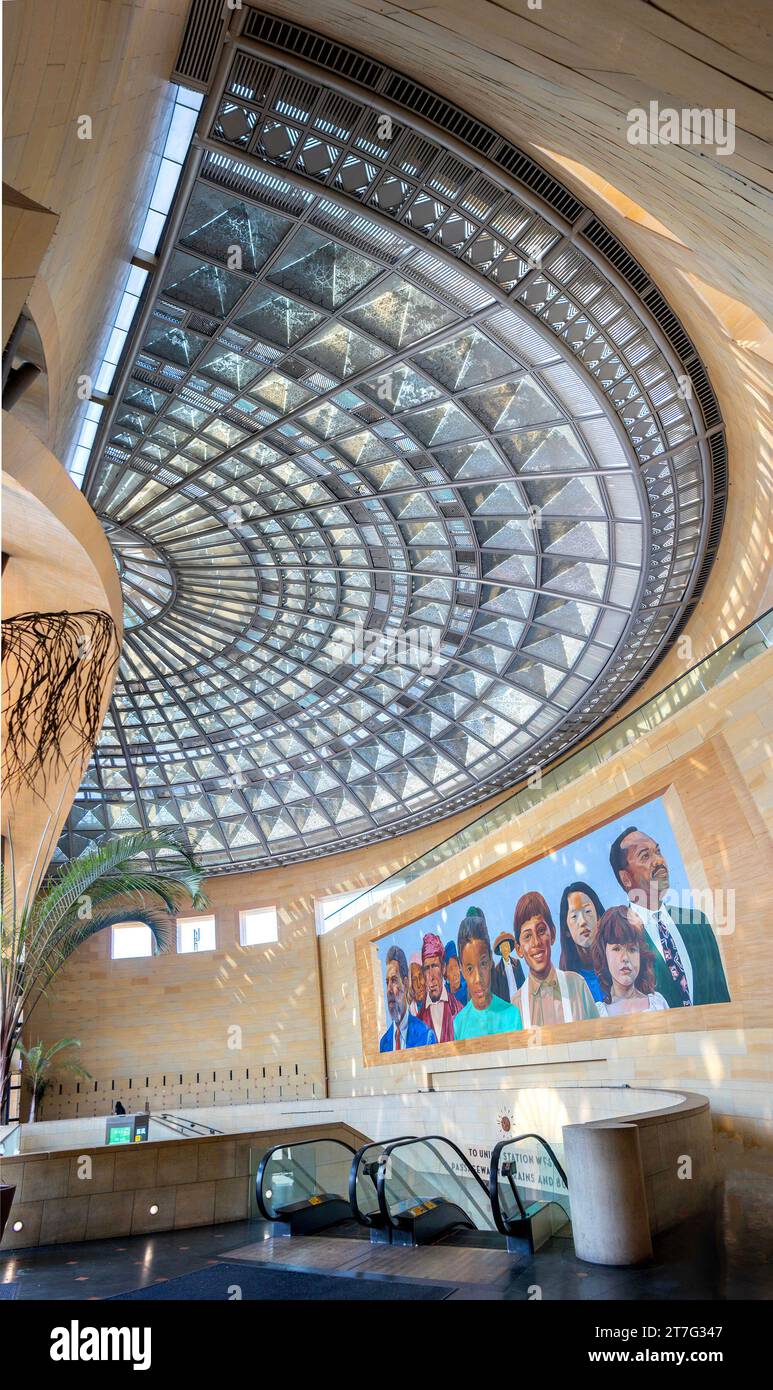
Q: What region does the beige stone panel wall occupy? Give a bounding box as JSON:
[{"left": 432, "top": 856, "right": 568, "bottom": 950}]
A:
[
  {"left": 0, "top": 1120, "right": 368, "bottom": 1249},
  {"left": 1, "top": 414, "right": 124, "bottom": 894},
  {"left": 3, "top": 0, "right": 190, "bottom": 459},
  {"left": 27, "top": 786, "right": 512, "bottom": 1103}
]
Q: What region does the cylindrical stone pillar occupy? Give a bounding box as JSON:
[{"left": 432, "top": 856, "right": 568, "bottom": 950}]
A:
[{"left": 563, "top": 1121, "right": 653, "bottom": 1266}]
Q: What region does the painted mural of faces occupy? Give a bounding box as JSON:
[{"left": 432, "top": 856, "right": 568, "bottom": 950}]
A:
[
  {"left": 461, "top": 937, "right": 492, "bottom": 1011},
  {"left": 516, "top": 913, "right": 555, "bottom": 979},
  {"left": 566, "top": 890, "right": 601, "bottom": 951},
  {"left": 619, "top": 829, "right": 670, "bottom": 910},
  {"left": 424, "top": 953, "right": 444, "bottom": 1002},
  {"left": 410, "top": 962, "right": 427, "bottom": 1009},
  {"left": 446, "top": 954, "right": 462, "bottom": 994},
  {"left": 385, "top": 957, "right": 407, "bottom": 1024}
]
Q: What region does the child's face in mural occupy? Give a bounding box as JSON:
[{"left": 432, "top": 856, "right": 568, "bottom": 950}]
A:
[
  {"left": 567, "top": 892, "right": 600, "bottom": 950},
  {"left": 410, "top": 963, "right": 426, "bottom": 1007},
  {"left": 446, "top": 956, "right": 462, "bottom": 994},
  {"left": 606, "top": 938, "right": 640, "bottom": 994},
  {"left": 516, "top": 915, "right": 554, "bottom": 980},
  {"left": 424, "top": 954, "right": 444, "bottom": 1002},
  {"left": 461, "top": 938, "right": 492, "bottom": 1011},
  {"left": 500, "top": 940, "right": 513, "bottom": 963},
  {"left": 385, "top": 959, "right": 407, "bottom": 1023}
]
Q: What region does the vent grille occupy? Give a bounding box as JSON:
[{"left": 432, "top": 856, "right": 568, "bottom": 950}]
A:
[
  {"left": 172, "top": 0, "right": 227, "bottom": 89},
  {"left": 581, "top": 218, "right": 651, "bottom": 294},
  {"left": 494, "top": 147, "right": 583, "bottom": 222},
  {"left": 244, "top": 10, "right": 383, "bottom": 89}
]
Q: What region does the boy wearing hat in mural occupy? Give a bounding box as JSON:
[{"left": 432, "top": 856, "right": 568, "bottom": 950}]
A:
[
  {"left": 453, "top": 907, "right": 522, "bottom": 1041},
  {"left": 419, "top": 932, "right": 462, "bottom": 1043},
  {"left": 492, "top": 930, "right": 525, "bottom": 1005},
  {"left": 444, "top": 940, "right": 468, "bottom": 1005}
]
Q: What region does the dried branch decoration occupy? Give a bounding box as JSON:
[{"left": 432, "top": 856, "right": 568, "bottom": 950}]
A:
[{"left": 2, "top": 611, "right": 119, "bottom": 796}]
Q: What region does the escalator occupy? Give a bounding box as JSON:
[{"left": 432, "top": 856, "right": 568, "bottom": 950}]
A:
[
  {"left": 255, "top": 1136, "right": 363, "bottom": 1237},
  {"left": 255, "top": 1129, "right": 572, "bottom": 1258},
  {"left": 489, "top": 1133, "right": 572, "bottom": 1254},
  {"left": 376, "top": 1134, "right": 505, "bottom": 1249},
  {"left": 349, "top": 1136, "right": 418, "bottom": 1243}
]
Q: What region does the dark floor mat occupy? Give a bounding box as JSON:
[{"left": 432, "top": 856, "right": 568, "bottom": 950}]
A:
[{"left": 108, "top": 1260, "right": 452, "bottom": 1301}]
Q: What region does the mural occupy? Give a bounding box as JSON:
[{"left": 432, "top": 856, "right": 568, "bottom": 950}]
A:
[{"left": 375, "top": 796, "right": 731, "bottom": 1053}]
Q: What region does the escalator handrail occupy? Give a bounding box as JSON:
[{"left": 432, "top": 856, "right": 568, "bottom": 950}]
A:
[
  {"left": 348, "top": 1136, "right": 418, "bottom": 1227},
  {"left": 153, "top": 1112, "right": 222, "bottom": 1136},
  {"left": 255, "top": 1136, "right": 357, "bottom": 1221},
  {"left": 488, "top": 1133, "right": 569, "bottom": 1236},
  {"left": 376, "top": 1133, "right": 493, "bottom": 1233}
]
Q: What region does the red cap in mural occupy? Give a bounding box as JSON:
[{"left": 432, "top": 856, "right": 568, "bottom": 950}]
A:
[{"left": 421, "top": 932, "right": 445, "bottom": 964}]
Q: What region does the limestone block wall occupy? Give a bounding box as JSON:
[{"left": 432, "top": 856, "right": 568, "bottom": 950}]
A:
[{"left": 0, "top": 1119, "right": 367, "bottom": 1251}]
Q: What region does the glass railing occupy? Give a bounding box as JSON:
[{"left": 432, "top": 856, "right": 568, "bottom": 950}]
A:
[
  {"left": 377, "top": 1135, "right": 496, "bottom": 1234},
  {"left": 0, "top": 1123, "right": 21, "bottom": 1157},
  {"left": 324, "top": 609, "right": 773, "bottom": 933},
  {"left": 255, "top": 1137, "right": 356, "bottom": 1221},
  {"left": 490, "top": 1134, "right": 570, "bottom": 1236},
  {"left": 349, "top": 1137, "right": 418, "bottom": 1228}
]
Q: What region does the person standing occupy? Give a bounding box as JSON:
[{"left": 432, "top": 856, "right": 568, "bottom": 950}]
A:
[
  {"left": 558, "top": 881, "right": 605, "bottom": 1004},
  {"left": 380, "top": 945, "right": 437, "bottom": 1051},
  {"left": 592, "top": 906, "right": 669, "bottom": 1016},
  {"left": 492, "top": 930, "right": 525, "bottom": 1004},
  {"left": 444, "top": 940, "right": 468, "bottom": 1005},
  {"left": 513, "top": 892, "right": 599, "bottom": 1026},
  {"left": 453, "top": 907, "right": 522, "bottom": 1041},
  {"left": 608, "top": 826, "right": 730, "bottom": 1008},
  {"left": 419, "top": 932, "right": 462, "bottom": 1043}
]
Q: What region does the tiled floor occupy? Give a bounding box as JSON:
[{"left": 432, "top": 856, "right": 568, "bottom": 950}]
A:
[{"left": 2, "top": 1170, "right": 771, "bottom": 1301}]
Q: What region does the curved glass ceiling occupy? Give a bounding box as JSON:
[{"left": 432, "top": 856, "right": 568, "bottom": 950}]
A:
[{"left": 60, "top": 41, "right": 719, "bottom": 873}]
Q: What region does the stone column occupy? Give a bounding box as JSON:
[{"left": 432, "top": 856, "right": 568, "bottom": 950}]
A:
[{"left": 563, "top": 1121, "right": 653, "bottom": 1266}]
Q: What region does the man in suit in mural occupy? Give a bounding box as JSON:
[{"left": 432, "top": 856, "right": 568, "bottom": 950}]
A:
[
  {"left": 380, "top": 945, "right": 437, "bottom": 1052},
  {"left": 609, "top": 826, "right": 731, "bottom": 1008},
  {"left": 419, "top": 932, "right": 462, "bottom": 1043}
]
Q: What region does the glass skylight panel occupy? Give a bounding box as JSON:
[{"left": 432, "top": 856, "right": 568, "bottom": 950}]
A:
[
  {"left": 301, "top": 322, "right": 389, "bottom": 377},
  {"left": 66, "top": 60, "right": 710, "bottom": 870},
  {"left": 344, "top": 274, "right": 458, "bottom": 349},
  {"left": 266, "top": 226, "right": 381, "bottom": 309},
  {"left": 233, "top": 286, "right": 326, "bottom": 346}
]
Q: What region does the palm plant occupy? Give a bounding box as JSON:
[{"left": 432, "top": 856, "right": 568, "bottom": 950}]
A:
[
  {"left": 0, "top": 825, "right": 206, "bottom": 1122},
  {"left": 19, "top": 1038, "right": 92, "bottom": 1123}
]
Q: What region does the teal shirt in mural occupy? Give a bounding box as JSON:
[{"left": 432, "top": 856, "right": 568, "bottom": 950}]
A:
[{"left": 453, "top": 991, "right": 522, "bottom": 1040}]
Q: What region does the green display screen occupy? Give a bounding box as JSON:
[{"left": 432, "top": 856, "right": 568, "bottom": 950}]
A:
[{"left": 106, "top": 1124, "right": 132, "bottom": 1145}]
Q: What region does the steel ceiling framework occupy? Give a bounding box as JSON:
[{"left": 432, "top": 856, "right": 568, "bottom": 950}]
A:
[{"left": 59, "top": 10, "right": 726, "bottom": 873}]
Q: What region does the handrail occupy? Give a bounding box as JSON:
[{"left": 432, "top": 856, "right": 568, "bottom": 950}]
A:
[
  {"left": 348, "top": 1136, "right": 417, "bottom": 1227},
  {"left": 255, "top": 1136, "right": 357, "bottom": 1221},
  {"left": 489, "top": 1133, "right": 569, "bottom": 1236},
  {"left": 151, "top": 1112, "right": 222, "bottom": 1136},
  {"left": 376, "top": 1133, "right": 493, "bottom": 1232}
]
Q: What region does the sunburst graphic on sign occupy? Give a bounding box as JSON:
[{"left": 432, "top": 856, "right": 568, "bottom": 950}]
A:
[{"left": 496, "top": 1105, "right": 517, "bottom": 1140}]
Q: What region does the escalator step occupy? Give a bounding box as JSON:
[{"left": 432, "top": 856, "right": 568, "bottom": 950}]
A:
[{"left": 433, "top": 1229, "right": 508, "bottom": 1250}]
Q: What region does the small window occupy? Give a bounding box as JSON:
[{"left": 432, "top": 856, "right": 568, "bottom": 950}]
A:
[
  {"left": 111, "top": 922, "right": 154, "bottom": 960},
  {"left": 240, "top": 907, "right": 278, "bottom": 946},
  {"left": 177, "top": 914, "right": 216, "bottom": 954}
]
